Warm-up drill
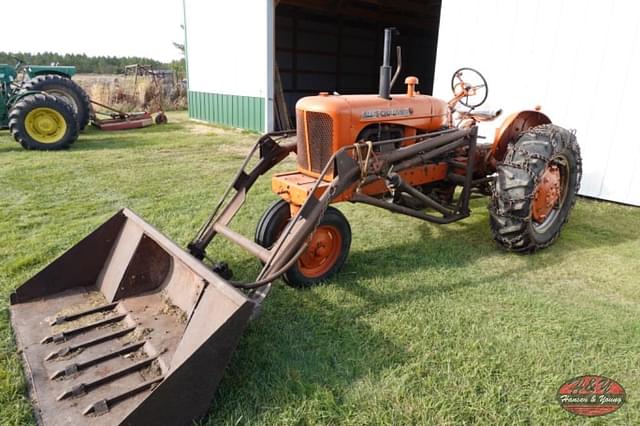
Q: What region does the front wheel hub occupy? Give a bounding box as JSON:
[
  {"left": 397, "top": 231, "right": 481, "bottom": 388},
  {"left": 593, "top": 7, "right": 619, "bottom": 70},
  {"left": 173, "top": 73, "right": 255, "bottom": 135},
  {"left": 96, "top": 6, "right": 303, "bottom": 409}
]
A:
[
  {"left": 298, "top": 225, "right": 342, "bottom": 278},
  {"left": 532, "top": 163, "right": 562, "bottom": 223},
  {"left": 24, "top": 107, "right": 67, "bottom": 144}
]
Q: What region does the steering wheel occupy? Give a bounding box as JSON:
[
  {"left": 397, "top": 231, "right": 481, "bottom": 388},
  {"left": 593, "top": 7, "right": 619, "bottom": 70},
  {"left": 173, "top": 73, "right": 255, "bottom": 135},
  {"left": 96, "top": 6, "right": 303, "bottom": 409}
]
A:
[
  {"left": 450, "top": 67, "right": 488, "bottom": 109},
  {"left": 12, "top": 56, "right": 27, "bottom": 73}
]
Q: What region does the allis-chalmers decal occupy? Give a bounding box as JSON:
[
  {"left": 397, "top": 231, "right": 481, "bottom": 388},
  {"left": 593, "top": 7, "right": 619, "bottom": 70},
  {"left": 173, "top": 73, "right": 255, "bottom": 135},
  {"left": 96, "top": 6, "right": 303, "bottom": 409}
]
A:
[
  {"left": 361, "top": 108, "right": 413, "bottom": 120},
  {"left": 557, "top": 375, "right": 626, "bottom": 417}
]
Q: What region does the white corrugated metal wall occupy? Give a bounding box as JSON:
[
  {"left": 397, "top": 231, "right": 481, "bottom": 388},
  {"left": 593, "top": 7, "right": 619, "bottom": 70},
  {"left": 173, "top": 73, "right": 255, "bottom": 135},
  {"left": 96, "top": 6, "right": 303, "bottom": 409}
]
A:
[{"left": 434, "top": 0, "right": 640, "bottom": 206}]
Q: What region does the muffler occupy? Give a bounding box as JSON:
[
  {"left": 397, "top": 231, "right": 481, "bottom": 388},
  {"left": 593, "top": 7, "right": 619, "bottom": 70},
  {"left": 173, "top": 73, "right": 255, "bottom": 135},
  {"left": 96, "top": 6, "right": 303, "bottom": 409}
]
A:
[{"left": 10, "top": 208, "right": 254, "bottom": 425}]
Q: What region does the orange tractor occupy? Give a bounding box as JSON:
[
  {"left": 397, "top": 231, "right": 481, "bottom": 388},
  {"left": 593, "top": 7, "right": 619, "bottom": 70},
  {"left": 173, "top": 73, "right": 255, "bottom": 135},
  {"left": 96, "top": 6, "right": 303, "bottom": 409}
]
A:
[
  {"left": 187, "top": 28, "right": 581, "bottom": 288},
  {"left": 9, "top": 28, "right": 581, "bottom": 425}
]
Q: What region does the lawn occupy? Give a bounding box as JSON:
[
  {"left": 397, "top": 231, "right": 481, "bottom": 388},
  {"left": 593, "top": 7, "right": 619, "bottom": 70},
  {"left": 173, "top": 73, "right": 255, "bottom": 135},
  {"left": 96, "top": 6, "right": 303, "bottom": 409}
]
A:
[{"left": 1, "top": 112, "right": 639, "bottom": 425}]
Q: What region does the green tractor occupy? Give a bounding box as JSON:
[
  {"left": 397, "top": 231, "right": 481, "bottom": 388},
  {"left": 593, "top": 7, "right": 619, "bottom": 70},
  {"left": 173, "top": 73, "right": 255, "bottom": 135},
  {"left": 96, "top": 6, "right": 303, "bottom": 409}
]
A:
[{"left": 0, "top": 61, "right": 90, "bottom": 150}]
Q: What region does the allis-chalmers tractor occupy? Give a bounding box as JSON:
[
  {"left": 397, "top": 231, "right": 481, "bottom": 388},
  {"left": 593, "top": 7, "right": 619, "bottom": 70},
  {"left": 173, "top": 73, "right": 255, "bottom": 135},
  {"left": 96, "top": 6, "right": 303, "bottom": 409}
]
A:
[
  {"left": 0, "top": 60, "right": 91, "bottom": 150},
  {"left": 9, "top": 29, "right": 581, "bottom": 425}
]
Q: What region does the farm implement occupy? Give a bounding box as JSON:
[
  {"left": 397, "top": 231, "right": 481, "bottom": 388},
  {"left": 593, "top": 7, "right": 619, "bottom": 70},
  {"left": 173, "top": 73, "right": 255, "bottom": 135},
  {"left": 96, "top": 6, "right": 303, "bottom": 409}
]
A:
[
  {"left": 9, "top": 29, "right": 581, "bottom": 425},
  {"left": 90, "top": 64, "right": 168, "bottom": 131},
  {"left": 89, "top": 99, "right": 156, "bottom": 131}
]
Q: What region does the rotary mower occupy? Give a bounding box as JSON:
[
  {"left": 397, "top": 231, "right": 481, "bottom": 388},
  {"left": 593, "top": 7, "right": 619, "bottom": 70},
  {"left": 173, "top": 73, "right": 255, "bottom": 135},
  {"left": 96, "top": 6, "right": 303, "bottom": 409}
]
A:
[{"left": 9, "top": 28, "right": 581, "bottom": 425}]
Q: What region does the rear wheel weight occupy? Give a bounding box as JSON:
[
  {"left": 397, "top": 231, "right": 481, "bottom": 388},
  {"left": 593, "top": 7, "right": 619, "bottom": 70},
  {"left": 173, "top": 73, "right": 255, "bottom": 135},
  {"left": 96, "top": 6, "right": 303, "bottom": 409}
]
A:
[
  {"left": 255, "top": 199, "right": 352, "bottom": 288},
  {"left": 489, "top": 124, "right": 582, "bottom": 252},
  {"left": 22, "top": 74, "right": 91, "bottom": 130},
  {"left": 8, "top": 93, "right": 79, "bottom": 150}
]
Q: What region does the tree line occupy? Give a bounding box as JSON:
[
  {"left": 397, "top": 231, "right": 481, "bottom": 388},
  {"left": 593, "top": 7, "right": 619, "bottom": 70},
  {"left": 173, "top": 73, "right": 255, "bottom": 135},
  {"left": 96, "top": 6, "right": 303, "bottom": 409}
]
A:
[{"left": 0, "top": 51, "right": 183, "bottom": 75}]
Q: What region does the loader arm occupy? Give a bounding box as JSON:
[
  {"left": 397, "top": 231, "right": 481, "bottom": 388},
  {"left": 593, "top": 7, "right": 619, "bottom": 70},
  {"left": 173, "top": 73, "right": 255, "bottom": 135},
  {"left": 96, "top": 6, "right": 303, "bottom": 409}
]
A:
[
  {"left": 185, "top": 129, "right": 363, "bottom": 304},
  {"left": 185, "top": 125, "right": 477, "bottom": 304},
  {"left": 187, "top": 130, "right": 297, "bottom": 260}
]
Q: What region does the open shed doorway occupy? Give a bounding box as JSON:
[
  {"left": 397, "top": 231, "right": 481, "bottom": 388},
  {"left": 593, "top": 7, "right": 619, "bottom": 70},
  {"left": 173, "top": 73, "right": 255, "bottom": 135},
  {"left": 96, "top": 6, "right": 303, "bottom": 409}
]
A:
[{"left": 273, "top": 0, "right": 442, "bottom": 130}]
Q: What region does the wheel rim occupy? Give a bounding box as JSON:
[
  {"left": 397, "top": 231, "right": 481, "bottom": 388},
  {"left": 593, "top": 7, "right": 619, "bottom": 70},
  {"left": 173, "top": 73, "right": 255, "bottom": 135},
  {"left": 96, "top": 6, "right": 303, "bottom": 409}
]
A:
[
  {"left": 24, "top": 107, "right": 67, "bottom": 144},
  {"left": 298, "top": 225, "right": 342, "bottom": 278},
  {"left": 532, "top": 156, "right": 570, "bottom": 232}
]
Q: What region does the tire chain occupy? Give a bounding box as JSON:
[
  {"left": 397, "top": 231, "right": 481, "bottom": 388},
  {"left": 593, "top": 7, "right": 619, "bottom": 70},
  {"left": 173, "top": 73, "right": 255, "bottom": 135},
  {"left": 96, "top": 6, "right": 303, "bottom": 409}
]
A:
[{"left": 488, "top": 123, "right": 581, "bottom": 251}]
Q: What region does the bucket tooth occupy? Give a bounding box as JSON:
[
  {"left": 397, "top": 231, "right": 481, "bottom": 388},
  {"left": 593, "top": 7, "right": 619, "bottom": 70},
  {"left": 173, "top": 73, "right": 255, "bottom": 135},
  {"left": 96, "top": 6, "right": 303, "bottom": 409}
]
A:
[
  {"left": 50, "top": 341, "right": 146, "bottom": 380},
  {"left": 10, "top": 209, "right": 254, "bottom": 425},
  {"left": 40, "top": 313, "right": 127, "bottom": 344},
  {"left": 45, "top": 326, "right": 137, "bottom": 361},
  {"left": 82, "top": 377, "right": 164, "bottom": 417},
  {"left": 56, "top": 356, "right": 158, "bottom": 401},
  {"left": 57, "top": 383, "right": 87, "bottom": 401},
  {"left": 84, "top": 399, "right": 110, "bottom": 416},
  {"left": 49, "top": 302, "right": 118, "bottom": 326}
]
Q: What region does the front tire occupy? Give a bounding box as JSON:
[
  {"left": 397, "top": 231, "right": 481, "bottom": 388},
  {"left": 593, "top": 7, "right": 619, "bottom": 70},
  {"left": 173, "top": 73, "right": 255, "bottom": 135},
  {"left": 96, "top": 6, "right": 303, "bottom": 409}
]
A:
[
  {"left": 490, "top": 124, "right": 582, "bottom": 252},
  {"left": 22, "top": 74, "right": 91, "bottom": 130},
  {"left": 255, "top": 200, "right": 352, "bottom": 287},
  {"left": 9, "top": 94, "right": 79, "bottom": 150}
]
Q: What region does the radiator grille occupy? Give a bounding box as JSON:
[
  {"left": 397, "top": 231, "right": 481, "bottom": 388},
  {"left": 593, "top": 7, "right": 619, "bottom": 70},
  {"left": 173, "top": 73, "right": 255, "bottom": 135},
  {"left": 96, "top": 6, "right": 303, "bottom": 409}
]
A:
[
  {"left": 306, "top": 112, "right": 333, "bottom": 174},
  {"left": 296, "top": 110, "right": 308, "bottom": 170}
]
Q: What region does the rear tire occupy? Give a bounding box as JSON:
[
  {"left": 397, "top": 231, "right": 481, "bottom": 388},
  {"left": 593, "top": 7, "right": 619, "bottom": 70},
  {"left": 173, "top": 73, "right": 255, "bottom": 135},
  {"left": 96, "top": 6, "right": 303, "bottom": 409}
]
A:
[
  {"left": 255, "top": 199, "right": 351, "bottom": 288},
  {"left": 489, "top": 124, "right": 582, "bottom": 252},
  {"left": 9, "top": 94, "right": 79, "bottom": 150},
  {"left": 22, "top": 74, "right": 91, "bottom": 130}
]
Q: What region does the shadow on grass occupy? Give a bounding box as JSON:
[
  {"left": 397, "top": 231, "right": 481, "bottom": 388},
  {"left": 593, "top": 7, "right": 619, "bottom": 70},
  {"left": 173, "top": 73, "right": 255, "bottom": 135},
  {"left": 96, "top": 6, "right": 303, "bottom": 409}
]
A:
[
  {"left": 203, "top": 229, "right": 520, "bottom": 422},
  {"left": 347, "top": 198, "right": 637, "bottom": 277},
  {"left": 71, "top": 124, "right": 190, "bottom": 150},
  {"left": 0, "top": 144, "right": 24, "bottom": 153},
  {"left": 0, "top": 123, "right": 190, "bottom": 153},
  {"left": 206, "top": 281, "right": 411, "bottom": 424}
]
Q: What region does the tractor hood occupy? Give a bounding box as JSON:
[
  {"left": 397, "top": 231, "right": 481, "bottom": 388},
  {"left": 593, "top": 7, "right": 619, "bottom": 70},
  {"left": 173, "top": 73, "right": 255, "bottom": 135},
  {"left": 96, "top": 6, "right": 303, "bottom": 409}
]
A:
[
  {"left": 296, "top": 93, "right": 448, "bottom": 132},
  {"left": 294, "top": 92, "right": 449, "bottom": 178}
]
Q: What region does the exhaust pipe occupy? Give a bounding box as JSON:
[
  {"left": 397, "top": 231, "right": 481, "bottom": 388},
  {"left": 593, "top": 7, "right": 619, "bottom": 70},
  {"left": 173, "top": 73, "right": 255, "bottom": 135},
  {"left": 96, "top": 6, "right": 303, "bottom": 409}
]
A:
[{"left": 378, "top": 27, "right": 398, "bottom": 100}]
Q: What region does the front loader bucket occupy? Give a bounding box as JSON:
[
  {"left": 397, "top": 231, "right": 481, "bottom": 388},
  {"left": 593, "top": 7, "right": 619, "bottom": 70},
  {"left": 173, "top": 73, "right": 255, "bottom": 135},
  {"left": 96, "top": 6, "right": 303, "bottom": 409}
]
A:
[{"left": 10, "top": 209, "right": 254, "bottom": 426}]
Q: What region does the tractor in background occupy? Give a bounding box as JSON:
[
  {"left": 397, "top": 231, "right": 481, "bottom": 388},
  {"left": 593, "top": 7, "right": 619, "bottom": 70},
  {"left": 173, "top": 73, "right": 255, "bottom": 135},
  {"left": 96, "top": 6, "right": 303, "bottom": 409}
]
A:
[{"left": 0, "top": 62, "right": 82, "bottom": 150}]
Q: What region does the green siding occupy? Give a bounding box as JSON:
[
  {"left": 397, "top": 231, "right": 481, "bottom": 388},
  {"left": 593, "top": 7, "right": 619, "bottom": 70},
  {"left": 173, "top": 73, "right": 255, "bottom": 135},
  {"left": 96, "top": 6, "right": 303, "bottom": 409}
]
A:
[{"left": 188, "top": 91, "right": 264, "bottom": 132}]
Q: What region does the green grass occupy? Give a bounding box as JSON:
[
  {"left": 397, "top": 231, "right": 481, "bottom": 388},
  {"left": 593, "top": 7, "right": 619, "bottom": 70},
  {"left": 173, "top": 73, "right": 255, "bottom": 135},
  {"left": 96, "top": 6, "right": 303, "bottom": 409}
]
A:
[{"left": 1, "top": 112, "right": 639, "bottom": 425}]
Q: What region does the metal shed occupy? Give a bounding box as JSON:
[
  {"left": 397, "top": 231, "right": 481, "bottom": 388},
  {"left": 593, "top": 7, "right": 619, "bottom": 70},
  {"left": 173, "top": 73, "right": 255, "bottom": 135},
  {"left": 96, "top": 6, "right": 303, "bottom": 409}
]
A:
[{"left": 183, "top": 0, "right": 640, "bottom": 206}]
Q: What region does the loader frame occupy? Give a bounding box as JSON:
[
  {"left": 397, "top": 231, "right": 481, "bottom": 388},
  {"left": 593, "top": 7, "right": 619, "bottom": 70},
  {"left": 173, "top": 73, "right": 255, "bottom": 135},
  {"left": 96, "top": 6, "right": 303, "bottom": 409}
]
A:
[{"left": 188, "top": 125, "right": 480, "bottom": 303}]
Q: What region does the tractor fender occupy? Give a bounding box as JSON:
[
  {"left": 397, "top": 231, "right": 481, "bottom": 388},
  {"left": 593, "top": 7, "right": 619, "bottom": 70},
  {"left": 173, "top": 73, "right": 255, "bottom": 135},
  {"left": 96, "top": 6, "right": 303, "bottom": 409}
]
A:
[
  {"left": 488, "top": 110, "right": 551, "bottom": 166},
  {"left": 28, "top": 70, "right": 72, "bottom": 79},
  {"left": 26, "top": 65, "right": 76, "bottom": 79}
]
